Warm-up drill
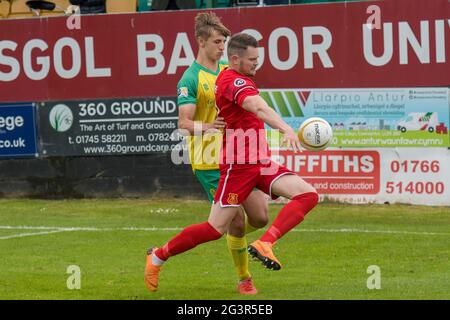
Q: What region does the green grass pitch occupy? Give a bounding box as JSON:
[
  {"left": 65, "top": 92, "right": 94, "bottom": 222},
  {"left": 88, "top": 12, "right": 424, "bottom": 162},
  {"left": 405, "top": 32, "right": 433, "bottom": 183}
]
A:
[{"left": 0, "top": 199, "right": 449, "bottom": 300}]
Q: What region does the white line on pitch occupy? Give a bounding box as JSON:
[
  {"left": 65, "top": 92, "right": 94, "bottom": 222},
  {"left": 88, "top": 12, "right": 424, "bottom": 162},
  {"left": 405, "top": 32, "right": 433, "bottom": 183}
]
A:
[
  {"left": 291, "top": 228, "right": 450, "bottom": 236},
  {"left": 0, "top": 226, "right": 183, "bottom": 232},
  {"left": 0, "top": 225, "right": 448, "bottom": 237},
  {"left": 0, "top": 230, "right": 71, "bottom": 240}
]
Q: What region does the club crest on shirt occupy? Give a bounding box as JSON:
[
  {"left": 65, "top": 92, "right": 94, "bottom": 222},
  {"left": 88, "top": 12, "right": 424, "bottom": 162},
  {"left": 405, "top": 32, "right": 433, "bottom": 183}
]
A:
[
  {"left": 227, "top": 193, "right": 239, "bottom": 205},
  {"left": 234, "top": 79, "right": 246, "bottom": 87},
  {"left": 178, "top": 87, "right": 188, "bottom": 98}
]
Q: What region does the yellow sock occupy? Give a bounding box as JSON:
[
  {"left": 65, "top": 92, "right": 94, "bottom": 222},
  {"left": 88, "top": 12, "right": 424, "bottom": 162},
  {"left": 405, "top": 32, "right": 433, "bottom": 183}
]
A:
[
  {"left": 245, "top": 216, "right": 258, "bottom": 234},
  {"left": 226, "top": 234, "right": 251, "bottom": 281}
]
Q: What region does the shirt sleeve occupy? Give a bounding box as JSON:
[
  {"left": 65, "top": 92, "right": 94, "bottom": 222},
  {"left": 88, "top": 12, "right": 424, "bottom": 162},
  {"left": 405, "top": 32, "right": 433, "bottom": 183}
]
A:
[
  {"left": 177, "top": 75, "right": 197, "bottom": 107},
  {"left": 231, "top": 78, "right": 259, "bottom": 107}
]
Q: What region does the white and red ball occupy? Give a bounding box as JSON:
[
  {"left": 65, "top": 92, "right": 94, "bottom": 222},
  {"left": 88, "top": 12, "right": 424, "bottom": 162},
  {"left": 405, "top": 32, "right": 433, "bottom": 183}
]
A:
[{"left": 298, "top": 117, "right": 333, "bottom": 151}]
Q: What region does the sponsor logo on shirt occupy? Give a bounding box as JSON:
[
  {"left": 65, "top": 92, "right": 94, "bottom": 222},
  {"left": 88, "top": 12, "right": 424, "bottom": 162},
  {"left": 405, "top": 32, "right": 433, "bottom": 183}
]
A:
[
  {"left": 178, "top": 87, "right": 189, "bottom": 98},
  {"left": 234, "top": 79, "right": 246, "bottom": 87}
]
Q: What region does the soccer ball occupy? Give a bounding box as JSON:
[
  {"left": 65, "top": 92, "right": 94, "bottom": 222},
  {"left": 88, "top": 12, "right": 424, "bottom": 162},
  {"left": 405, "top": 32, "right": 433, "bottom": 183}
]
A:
[{"left": 297, "top": 117, "right": 333, "bottom": 151}]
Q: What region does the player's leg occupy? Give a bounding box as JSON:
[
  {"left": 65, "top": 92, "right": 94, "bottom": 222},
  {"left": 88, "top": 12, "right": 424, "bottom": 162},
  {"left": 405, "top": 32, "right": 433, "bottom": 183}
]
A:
[
  {"left": 225, "top": 207, "right": 257, "bottom": 294},
  {"left": 145, "top": 202, "right": 238, "bottom": 292},
  {"left": 226, "top": 191, "right": 269, "bottom": 294},
  {"left": 248, "top": 163, "right": 318, "bottom": 270},
  {"left": 226, "top": 190, "right": 268, "bottom": 279},
  {"left": 216, "top": 164, "right": 260, "bottom": 294},
  {"left": 241, "top": 190, "right": 269, "bottom": 234},
  {"left": 262, "top": 174, "right": 318, "bottom": 244},
  {"left": 145, "top": 164, "right": 257, "bottom": 292},
  {"left": 195, "top": 169, "right": 257, "bottom": 294}
]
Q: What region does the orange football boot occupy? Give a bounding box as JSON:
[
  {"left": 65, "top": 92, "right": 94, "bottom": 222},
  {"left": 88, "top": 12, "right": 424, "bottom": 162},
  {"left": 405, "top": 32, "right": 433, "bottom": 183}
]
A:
[
  {"left": 144, "top": 247, "right": 161, "bottom": 292},
  {"left": 248, "top": 240, "right": 282, "bottom": 270}
]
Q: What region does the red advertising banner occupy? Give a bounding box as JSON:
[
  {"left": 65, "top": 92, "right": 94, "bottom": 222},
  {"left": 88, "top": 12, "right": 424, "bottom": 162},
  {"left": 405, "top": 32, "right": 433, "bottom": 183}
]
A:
[
  {"left": 0, "top": 0, "right": 449, "bottom": 103},
  {"left": 323, "top": 148, "right": 450, "bottom": 205},
  {"left": 273, "top": 150, "right": 381, "bottom": 194}
]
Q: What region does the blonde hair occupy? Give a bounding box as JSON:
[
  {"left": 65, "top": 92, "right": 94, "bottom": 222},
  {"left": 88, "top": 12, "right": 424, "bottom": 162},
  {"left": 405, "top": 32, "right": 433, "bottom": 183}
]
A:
[{"left": 194, "top": 12, "right": 231, "bottom": 40}]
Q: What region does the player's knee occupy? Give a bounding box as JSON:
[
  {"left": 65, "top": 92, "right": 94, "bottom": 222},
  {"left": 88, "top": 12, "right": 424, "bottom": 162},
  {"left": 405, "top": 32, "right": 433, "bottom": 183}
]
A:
[
  {"left": 208, "top": 220, "right": 230, "bottom": 236},
  {"left": 255, "top": 218, "right": 268, "bottom": 229},
  {"left": 293, "top": 191, "right": 319, "bottom": 213},
  {"left": 251, "top": 207, "right": 269, "bottom": 228},
  {"left": 228, "top": 215, "right": 246, "bottom": 237}
]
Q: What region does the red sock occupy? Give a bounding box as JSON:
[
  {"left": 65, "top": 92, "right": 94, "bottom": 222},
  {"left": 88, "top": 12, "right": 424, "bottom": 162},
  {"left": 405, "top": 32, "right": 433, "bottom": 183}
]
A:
[
  {"left": 154, "top": 222, "right": 222, "bottom": 261},
  {"left": 260, "top": 192, "right": 319, "bottom": 243}
]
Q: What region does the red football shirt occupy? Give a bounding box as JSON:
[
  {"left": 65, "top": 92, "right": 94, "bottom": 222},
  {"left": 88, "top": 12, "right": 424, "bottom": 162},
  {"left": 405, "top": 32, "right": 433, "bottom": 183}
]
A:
[{"left": 215, "top": 68, "right": 270, "bottom": 164}]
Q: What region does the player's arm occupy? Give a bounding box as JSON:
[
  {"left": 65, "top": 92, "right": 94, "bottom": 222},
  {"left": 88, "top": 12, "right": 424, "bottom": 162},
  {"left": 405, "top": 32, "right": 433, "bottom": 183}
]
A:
[
  {"left": 242, "top": 95, "right": 302, "bottom": 152},
  {"left": 178, "top": 104, "right": 226, "bottom": 135}
]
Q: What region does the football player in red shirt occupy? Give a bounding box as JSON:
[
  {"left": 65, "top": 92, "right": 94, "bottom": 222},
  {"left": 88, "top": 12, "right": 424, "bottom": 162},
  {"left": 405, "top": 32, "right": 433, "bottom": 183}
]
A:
[{"left": 144, "top": 33, "right": 318, "bottom": 292}]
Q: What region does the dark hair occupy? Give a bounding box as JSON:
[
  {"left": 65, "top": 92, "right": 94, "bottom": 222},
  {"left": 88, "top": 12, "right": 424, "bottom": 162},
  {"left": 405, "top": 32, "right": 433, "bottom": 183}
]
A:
[
  {"left": 227, "top": 33, "right": 258, "bottom": 58},
  {"left": 195, "top": 12, "right": 231, "bottom": 40}
]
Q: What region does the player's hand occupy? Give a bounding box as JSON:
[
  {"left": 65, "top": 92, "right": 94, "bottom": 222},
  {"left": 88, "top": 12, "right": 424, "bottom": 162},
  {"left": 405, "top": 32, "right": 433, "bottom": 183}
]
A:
[
  {"left": 213, "top": 117, "right": 226, "bottom": 129},
  {"left": 204, "top": 117, "right": 226, "bottom": 133},
  {"left": 282, "top": 129, "right": 303, "bottom": 153}
]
